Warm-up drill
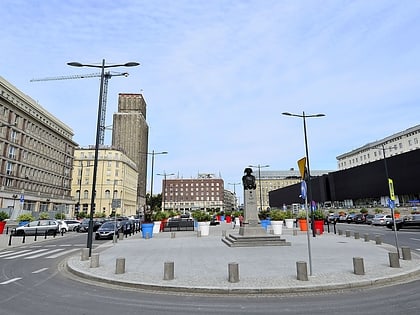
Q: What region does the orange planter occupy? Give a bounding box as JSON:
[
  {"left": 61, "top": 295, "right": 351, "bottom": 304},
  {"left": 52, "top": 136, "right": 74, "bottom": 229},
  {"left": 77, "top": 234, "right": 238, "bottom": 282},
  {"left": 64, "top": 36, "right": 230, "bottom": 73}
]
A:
[{"left": 299, "top": 219, "right": 308, "bottom": 231}]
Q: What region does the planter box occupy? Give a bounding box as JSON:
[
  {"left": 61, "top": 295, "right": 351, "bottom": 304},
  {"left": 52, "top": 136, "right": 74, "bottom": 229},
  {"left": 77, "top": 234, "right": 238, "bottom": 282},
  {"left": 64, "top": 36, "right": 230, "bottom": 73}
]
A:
[
  {"left": 198, "top": 221, "right": 210, "bottom": 236},
  {"left": 271, "top": 220, "right": 283, "bottom": 235}
]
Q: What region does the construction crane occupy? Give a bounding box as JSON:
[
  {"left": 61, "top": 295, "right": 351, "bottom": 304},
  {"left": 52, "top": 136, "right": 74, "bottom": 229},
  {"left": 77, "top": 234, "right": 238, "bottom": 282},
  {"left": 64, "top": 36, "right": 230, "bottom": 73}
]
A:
[{"left": 30, "top": 71, "right": 129, "bottom": 145}]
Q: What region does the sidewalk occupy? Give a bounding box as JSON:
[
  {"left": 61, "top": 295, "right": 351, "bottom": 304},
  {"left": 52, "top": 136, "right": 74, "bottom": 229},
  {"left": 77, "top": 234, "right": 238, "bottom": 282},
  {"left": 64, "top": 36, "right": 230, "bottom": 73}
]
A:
[{"left": 66, "top": 222, "right": 420, "bottom": 294}]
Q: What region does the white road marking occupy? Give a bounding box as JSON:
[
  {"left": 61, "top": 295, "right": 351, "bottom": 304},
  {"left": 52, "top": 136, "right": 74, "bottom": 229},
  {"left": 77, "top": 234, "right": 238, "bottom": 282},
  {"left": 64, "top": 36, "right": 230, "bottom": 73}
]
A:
[
  {"left": 0, "top": 250, "right": 31, "bottom": 258},
  {"left": 32, "top": 268, "right": 48, "bottom": 274},
  {"left": 4, "top": 249, "right": 49, "bottom": 259},
  {"left": 24, "top": 248, "right": 64, "bottom": 259},
  {"left": 46, "top": 248, "right": 79, "bottom": 258},
  {"left": 0, "top": 278, "right": 22, "bottom": 285}
]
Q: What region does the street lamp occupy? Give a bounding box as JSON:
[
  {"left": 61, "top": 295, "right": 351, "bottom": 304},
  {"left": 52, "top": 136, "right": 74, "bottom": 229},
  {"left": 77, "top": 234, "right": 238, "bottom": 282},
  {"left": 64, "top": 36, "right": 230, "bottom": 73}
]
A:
[
  {"left": 157, "top": 172, "right": 175, "bottom": 211},
  {"left": 248, "top": 164, "right": 269, "bottom": 211},
  {"left": 68, "top": 59, "right": 140, "bottom": 257},
  {"left": 282, "top": 111, "right": 325, "bottom": 237}
]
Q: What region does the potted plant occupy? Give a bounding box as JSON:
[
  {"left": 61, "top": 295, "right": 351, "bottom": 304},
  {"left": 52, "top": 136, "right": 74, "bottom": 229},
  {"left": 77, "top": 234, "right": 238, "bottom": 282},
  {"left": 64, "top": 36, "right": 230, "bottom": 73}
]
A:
[
  {"left": 297, "top": 210, "right": 308, "bottom": 231},
  {"left": 224, "top": 210, "right": 232, "bottom": 223},
  {"left": 284, "top": 210, "right": 295, "bottom": 229},
  {"left": 153, "top": 210, "right": 169, "bottom": 233},
  {"left": 17, "top": 213, "right": 34, "bottom": 226},
  {"left": 312, "top": 210, "right": 325, "bottom": 234},
  {"left": 0, "top": 211, "right": 10, "bottom": 234},
  {"left": 258, "top": 210, "right": 271, "bottom": 231},
  {"left": 192, "top": 210, "right": 212, "bottom": 236},
  {"left": 269, "top": 210, "right": 286, "bottom": 235}
]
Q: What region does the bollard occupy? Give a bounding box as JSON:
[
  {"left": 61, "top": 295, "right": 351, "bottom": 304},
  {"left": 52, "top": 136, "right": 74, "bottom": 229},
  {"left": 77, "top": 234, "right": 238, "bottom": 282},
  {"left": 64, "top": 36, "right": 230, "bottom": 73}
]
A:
[
  {"left": 345, "top": 230, "right": 351, "bottom": 237},
  {"left": 34, "top": 228, "right": 38, "bottom": 241},
  {"left": 228, "top": 262, "right": 239, "bottom": 283},
  {"left": 115, "top": 257, "right": 126, "bottom": 274},
  {"left": 316, "top": 229, "right": 321, "bottom": 236},
  {"left": 90, "top": 253, "right": 99, "bottom": 268},
  {"left": 163, "top": 261, "right": 175, "bottom": 280},
  {"left": 113, "top": 234, "right": 118, "bottom": 243},
  {"left": 354, "top": 232, "right": 360, "bottom": 240},
  {"left": 22, "top": 233, "right": 26, "bottom": 243},
  {"left": 44, "top": 230, "right": 48, "bottom": 239},
  {"left": 338, "top": 229, "right": 343, "bottom": 236},
  {"left": 171, "top": 232, "right": 176, "bottom": 239},
  {"left": 353, "top": 257, "right": 365, "bottom": 275},
  {"left": 293, "top": 229, "right": 297, "bottom": 236},
  {"left": 364, "top": 234, "right": 370, "bottom": 242},
  {"left": 81, "top": 248, "right": 89, "bottom": 261},
  {"left": 401, "top": 246, "right": 412, "bottom": 261},
  {"left": 119, "top": 232, "right": 124, "bottom": 240},
  {"left": 8, "top": 234, "right": 12, "bottom": 246},
  {"left": 375, "top": 235, "right": 382, "bottom": 245},
  {"left": 197, "top": 230, "right": 201, "bottom": 238},
  {"left": 222, "top": 230, "right": 226, "bottom": 237},
  {"left": 389, "top": 252, "right": 400, "bottom": 268},
  {"left": 296, "top": 261, "right": 308, "bottom": 281}
]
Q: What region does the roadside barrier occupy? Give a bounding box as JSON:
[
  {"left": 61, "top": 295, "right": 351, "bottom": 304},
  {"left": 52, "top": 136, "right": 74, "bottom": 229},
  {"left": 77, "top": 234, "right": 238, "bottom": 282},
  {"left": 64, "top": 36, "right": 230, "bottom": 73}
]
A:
[
  {"left": 401, "top": 246, "right": 412, "bottom": 260},
  {"left": 353, "top": 257, "right": 365, "bottom": 275},
  {"left": 164, "top": 261, "right": 175, "bottom": 280},
  {"left": 228, "top": 262, "right": 239, "bottom": 283},
  {"left": 296, "top": 261, "right": 308, "bottom": 281}
]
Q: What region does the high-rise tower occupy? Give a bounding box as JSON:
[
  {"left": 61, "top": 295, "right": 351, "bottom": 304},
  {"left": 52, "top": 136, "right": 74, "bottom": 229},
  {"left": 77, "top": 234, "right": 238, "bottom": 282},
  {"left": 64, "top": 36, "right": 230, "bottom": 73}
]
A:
[{"left": 112, "top": 93, "right": 149, "bottom": 212}]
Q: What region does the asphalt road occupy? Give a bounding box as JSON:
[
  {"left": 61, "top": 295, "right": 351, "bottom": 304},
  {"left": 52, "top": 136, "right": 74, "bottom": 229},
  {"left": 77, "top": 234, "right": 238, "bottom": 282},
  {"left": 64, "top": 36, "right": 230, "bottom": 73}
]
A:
[{"left": 1, "top": 227, "right": 420, "bottom": 315}]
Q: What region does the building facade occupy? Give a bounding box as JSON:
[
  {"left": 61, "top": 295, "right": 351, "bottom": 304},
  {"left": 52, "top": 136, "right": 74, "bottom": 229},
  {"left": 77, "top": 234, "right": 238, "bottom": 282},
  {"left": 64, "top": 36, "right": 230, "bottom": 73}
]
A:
[
  {"left": 71, "top": 147, "right": 138, "bottom": 217},
  {"left": 112, "top": 93, "right": 148, "bottom": 212},
  {"left": 337, "top": 124, "right": 420, "bottom": 170},
  {"left": 253, "top": 169, "right": 331, "bottom": 211},
  {"left": 162, "top": 174, "right": 224, "bottom": 212},
  {"left": 0, "top": 76, "right": 77, "bottom": 219}
]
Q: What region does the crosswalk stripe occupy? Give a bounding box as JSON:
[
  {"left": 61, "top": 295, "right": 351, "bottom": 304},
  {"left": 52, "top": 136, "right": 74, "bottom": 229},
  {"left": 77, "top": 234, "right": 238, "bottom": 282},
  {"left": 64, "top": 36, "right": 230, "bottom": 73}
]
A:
[
  {"left": 32, "top": 268, "right": 48, "bottom": 274},
  {"left": 4, "top": 249, "right": 49, "bottom": 259},
  {"left": 24, "top": 248, "right": 64, "bottom": 259},
  {"left": 46, "top": 248, "right": 80, "bottom": 258},
  {"left": 0, "top": 250, "right": 31, "bottom": 258}
]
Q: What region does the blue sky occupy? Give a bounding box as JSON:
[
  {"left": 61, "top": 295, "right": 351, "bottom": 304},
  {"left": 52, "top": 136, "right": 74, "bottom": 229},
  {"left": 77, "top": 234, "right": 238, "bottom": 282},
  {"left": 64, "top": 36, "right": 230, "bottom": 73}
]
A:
[{"left": 1, "top": 0, "right": 419, "bottom": 193}]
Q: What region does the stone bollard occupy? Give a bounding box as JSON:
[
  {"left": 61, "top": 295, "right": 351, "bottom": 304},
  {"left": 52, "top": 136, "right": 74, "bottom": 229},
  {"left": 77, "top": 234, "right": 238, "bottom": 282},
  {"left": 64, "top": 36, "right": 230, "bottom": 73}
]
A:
[
  {"left": 222, "top": 230, "right": 227, "bottom": 237},
  {"left": 197, "top": 230, "right": 201, "bottom": 238},
  {"left": 228, "top": 262, "right": 239, "bottom": 283},
  {"left": 90, "top": 253, "right": 99, "bottom": 268},
  {"left": 171, "top": 232, "right": 176, "bottom": 239},
  {"left": 364, "top": 234, "right": 370, "bottom": 242},
  {"left": 345, "top": 230, "right": 351, "bottom": 237},
  {"left": 354, "top": 232, "right": 360, "bottom": 240},
  {"left": 293, "top": 229, "right": 297, "bottom": 236},
  {"left": 81, "top": 248, "right": 89, "bottom": 261},
  {"left": 115, "top": 257, "right": 126, "bottom": 274},
  {"left": 164, "top": 261, "right": 175, "bottom": 280},
  {"left": 338, "top": 229, "right": 343, "bottom": 236},
  {"left": 375, "top": 235, "right": 382, "bottom": 245},
  {"left": 401, "top": 246, "right": 412, "bottom": 260},
  {"left": 113, "top": 234, "right": 118, "bottom": 243},
  {"left": 353, "top": 257, "right": 365, "bottom": 275},
  {"left": 119, "top": 232, "right": 124, "bottom": 240},
  {"left": 389, "top": 252, "right": 400, "bottom": 268},
  {"left": 296, "top": 261, "right": 308, "bottom": 281}
]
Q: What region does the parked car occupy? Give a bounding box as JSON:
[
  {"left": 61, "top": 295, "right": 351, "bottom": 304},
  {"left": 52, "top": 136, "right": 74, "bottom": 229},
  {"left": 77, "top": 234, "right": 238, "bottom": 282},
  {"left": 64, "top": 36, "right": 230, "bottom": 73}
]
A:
[
  {"left": 76, "top": 218, "right": 105, "bottom": 232},
  {"left": 346, "top": 214, "right": 357, "bottom": 223},
  {"left": 386, "top": 214, "right": 420, "bottom": 231},
  {"left": 365, "top": 214, "right": 375, "bottom": 225},
  {"left": 64, "top": 219, "right": 81, "bottom": 231},
  {"left": 12, "top": 220, "right": 59, "bottom": 236},
  {"left": 371, "top": 214, "right": 392, "bottom": 226},
  {"left": 56, "top": 220, "right": 69, "bottom": 233},
  {"left": 353, "top": 214, "right": 366, "bottom": 224},
  {"left": 95, "top": 221, "right": 121, "bottom": 240},
  {"left": 327, "top": 214, "right": 340, "bottom": 223}
]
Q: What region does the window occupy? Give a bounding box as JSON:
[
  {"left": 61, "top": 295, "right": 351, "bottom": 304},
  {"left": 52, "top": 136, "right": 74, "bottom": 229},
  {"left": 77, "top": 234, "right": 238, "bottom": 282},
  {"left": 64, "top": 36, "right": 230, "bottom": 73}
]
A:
[{"left": 83, "top": 190, "right": 89, "bottom": 199}]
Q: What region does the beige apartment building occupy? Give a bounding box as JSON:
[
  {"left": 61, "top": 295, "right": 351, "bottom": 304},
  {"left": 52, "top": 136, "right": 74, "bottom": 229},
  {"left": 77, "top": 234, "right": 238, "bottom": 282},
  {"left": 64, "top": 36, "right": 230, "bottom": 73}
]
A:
[
  {"left": 72, "top": 147, "right": 138, "bottom": 217},
  {"left": 337, "top": 124, "right": 420, "bottom": 170},
  {"left": 162, "top": 174, "right": 224, "bottom": 213},
  {"left": 0, "top": 76, "right": 77, "bottom": 219}
]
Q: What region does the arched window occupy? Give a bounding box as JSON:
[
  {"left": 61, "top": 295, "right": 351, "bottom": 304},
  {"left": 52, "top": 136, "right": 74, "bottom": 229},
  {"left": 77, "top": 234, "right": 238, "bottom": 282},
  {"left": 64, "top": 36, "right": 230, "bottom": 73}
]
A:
[
  {"left": 105, "top": 190, "right": 110, "bottom": 199},
  {"left": 83, "top": 190, "right": 89, "bottom": 199}
]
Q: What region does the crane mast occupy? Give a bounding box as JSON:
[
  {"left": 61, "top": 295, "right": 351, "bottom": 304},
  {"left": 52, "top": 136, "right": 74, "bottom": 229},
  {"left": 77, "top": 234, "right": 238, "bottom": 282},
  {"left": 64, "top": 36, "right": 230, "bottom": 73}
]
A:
[{"left": 30, "top": 71, "right": 129, "bottom": 145}]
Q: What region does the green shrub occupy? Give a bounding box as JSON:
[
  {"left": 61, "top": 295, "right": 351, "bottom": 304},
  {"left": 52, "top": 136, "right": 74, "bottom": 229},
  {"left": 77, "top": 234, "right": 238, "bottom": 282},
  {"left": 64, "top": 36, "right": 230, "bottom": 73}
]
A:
[
  {"left": 0, "top": 211, "right": 10, "bottom": 221},
  {"left": 39, "top": 212, "right": 50, "bottom": 220},
  {"left": 270, "top": 210, "right": 286, "bottom": 221},
  {"left": 55, "top": 213, "right": 66, "bottom": 220},
  {"left": 192, "top": 211, "right": 212, "bottom": 222},
  {"left": 17, "top": 213, "right": 34, "bottom": 222}
]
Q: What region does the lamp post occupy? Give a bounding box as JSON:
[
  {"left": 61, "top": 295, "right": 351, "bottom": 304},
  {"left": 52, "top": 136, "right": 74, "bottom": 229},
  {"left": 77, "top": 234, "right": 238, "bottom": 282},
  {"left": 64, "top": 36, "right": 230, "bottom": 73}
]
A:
[
  {"left": 157, "top": 172, "right": 175, "bottom": 211},
  {"left": 248, "top": 164, "right": 269, "bottom": 211},
  {"left": 282, "top": 111, "right": 325, "bottom": 238},
  {"left": 68, "top": 59, "right": 139, "bottom": 257}
]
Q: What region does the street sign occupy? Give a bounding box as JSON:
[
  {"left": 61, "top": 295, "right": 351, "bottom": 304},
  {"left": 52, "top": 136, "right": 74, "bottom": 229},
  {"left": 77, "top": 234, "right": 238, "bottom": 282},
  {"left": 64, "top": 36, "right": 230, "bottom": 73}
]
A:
[
  {"left": 388, "top": 178, "right": 395, "bottom": 200},
  {"left": 300, "top": 181, "right": 307, "bottom": 199},
  {"left": 388, "top": 199, "right": 395, "bottom": 209},
  {"left": 20, "top": 194, "right": 24, "bottom": 203},
  {"left": 112, "top": 199, "right": 121, "bottom": 208},
  {"left": 297, "top": 157, "right": 307, "bottom": 179}
]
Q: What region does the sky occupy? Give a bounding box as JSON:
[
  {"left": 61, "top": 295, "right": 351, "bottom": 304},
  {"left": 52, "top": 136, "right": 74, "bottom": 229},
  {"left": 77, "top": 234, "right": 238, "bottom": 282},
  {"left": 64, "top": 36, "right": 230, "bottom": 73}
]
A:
[{"left": 1, "top": 0, "right": 419, "bottom": 194}]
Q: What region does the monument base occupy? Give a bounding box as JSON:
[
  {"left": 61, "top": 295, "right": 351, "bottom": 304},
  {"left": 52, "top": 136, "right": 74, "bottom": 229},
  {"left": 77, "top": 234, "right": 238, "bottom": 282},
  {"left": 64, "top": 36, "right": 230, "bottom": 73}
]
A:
[{"left": 222, "top": 224, "right": 291, "bottom": 247}]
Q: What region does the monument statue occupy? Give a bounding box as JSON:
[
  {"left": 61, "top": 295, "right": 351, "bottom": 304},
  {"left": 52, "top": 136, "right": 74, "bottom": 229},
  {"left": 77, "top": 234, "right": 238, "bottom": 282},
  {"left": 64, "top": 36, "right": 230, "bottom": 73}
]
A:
[{"left": 242, "top": 167, "right": 256, "bottom": 190}]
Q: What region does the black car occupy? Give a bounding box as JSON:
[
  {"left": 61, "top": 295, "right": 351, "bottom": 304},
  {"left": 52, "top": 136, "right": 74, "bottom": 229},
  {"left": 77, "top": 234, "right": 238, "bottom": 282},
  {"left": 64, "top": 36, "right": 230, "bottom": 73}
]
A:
[
  {"left": 77, "top": 218, "right": 105, "bottom": 232},
  {"left": 95, "top": 221, "right": 121, "bottom": 240},
  {"left": 386, "top": 214, "right": 420, "bottom": 231},
  {"left": 353, "top": 214, "right": 366, "bottom": 224}
]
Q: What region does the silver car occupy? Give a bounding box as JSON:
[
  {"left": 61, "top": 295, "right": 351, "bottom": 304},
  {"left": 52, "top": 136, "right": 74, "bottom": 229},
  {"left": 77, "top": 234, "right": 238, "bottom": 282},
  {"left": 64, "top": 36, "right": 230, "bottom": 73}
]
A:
[
  {"left": 371, "top": 214, "right": 392, "bottom": 226},
  {"left": 13, "top": 220, "right": 59, "bottom": 236}
]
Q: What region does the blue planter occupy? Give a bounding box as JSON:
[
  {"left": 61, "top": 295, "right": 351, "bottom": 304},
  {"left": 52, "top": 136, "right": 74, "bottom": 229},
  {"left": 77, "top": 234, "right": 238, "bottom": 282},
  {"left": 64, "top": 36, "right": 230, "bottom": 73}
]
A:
[
  {"left": 260, "top": 219, "right": 271, "bottom": 230},
  {"left": 141, "top": 223, "right": 154, "bottom": 239},
  {"left": 220, "top": 215, "right": 225, "bottom": 222}
]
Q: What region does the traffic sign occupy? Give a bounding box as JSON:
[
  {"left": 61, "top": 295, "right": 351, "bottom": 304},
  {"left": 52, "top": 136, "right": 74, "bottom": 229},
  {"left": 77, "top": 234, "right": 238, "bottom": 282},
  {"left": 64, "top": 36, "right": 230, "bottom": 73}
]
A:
[
  {"left": 297, "top": 157, "right": 307, "bottom": 179},
  {"left": 388, "top": 178, "right": 395, "bottom": 201},
  {"left": 300, "top": 181, "right": 307, "bottom": 199}
]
